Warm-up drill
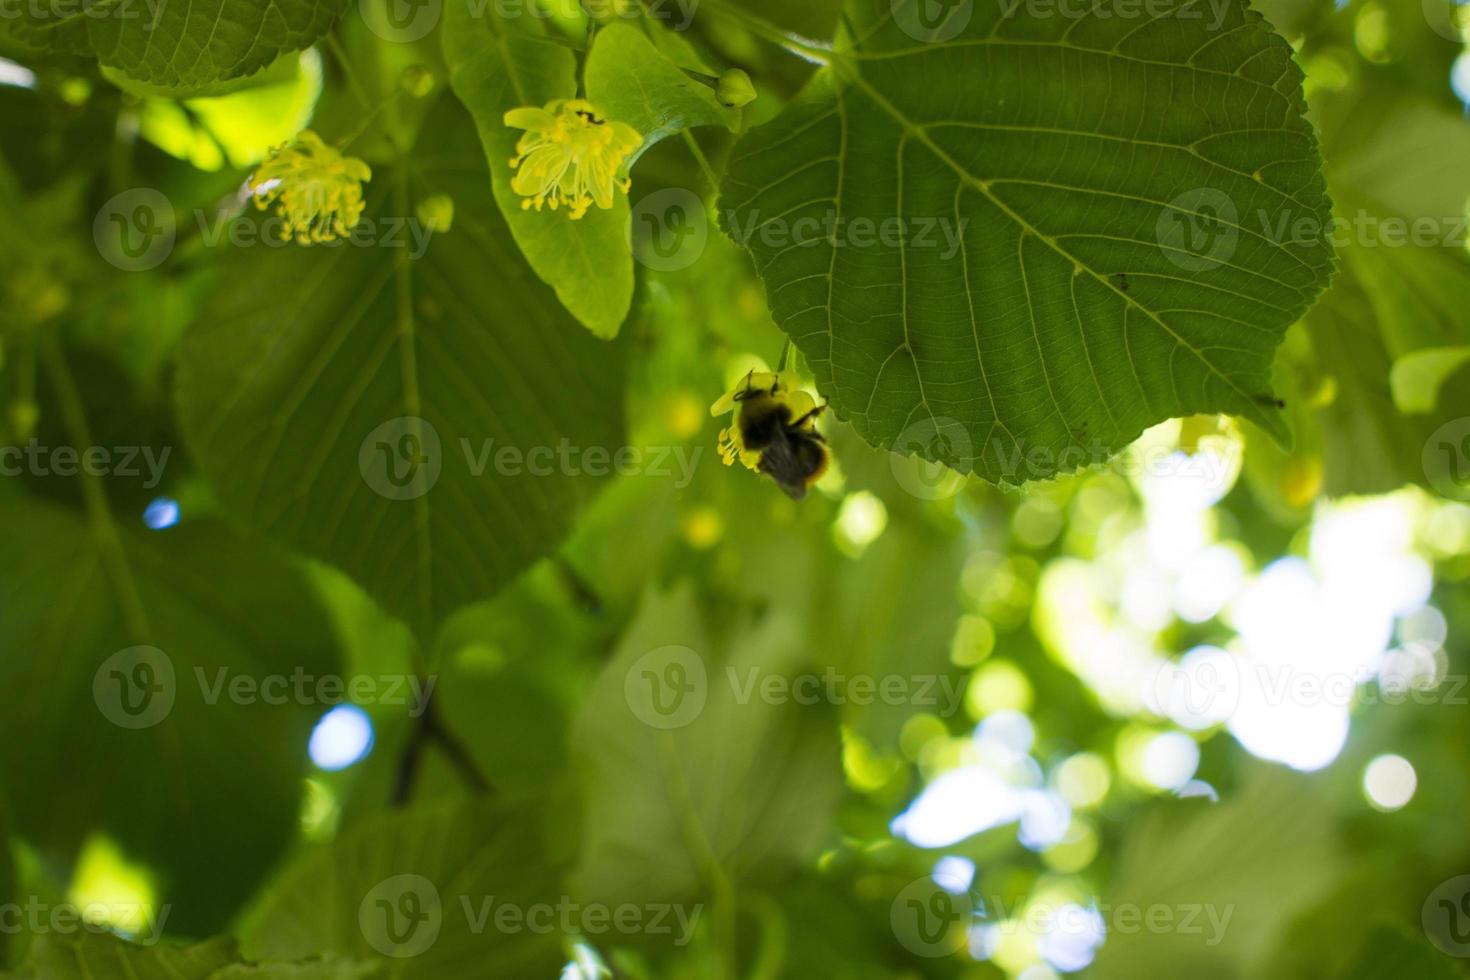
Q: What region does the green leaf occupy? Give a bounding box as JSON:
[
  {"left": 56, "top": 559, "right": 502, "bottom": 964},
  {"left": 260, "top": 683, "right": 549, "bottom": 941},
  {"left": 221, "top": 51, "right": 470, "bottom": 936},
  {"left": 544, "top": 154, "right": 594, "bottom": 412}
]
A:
[
  {"left": 0, "top": 0, "right": 344, "bottom": 91},
  {"left": 572, "top": 584, "right": 842, "bottom": 908},
  {"left": 175, "top": 96, "right": 627, "bottom": 643},
  {"left": 721, "top": 0, "right": 1333, "bottom": 483},
  {"left": 1089, "top": 765, "right": 1340, "bottom": 979},
  {"left": 0, "top": 798, "right": 13, "bottom": 966},
  {"left": 238, "top": 797, "right": 567, "bottom": 978},
  {"left": 0, "top": 494, "right": 339, "bottom": 934},
  {"left": 1343, "top": 925, "right": 1468, "bottom": 980},
  {"left": 443, "top": 9, "right": 633, "bottom": 339},
  {"left": 1291, "top": 91, "right": 1470, "bottom": 495},
  {"left": 815, "top": 523, "right": 965, "bottom": 750},
  {"left": 6, "top": 934, "right": 239, "bottom": 980},
  {"left": 0, "top": 932, "right": 381, "bottom": 980},
  {"left": 583, "top": 21, "right": 739, "bottom": 156},
  {"left": 1391, "top": 347, "right": 1470, "bottom": 415},
  {"left": 131, "top": 49, "right": 324, "bottom": 171},
  {"left": 99, "top": 47, "right": 304, "bottom": 100}
]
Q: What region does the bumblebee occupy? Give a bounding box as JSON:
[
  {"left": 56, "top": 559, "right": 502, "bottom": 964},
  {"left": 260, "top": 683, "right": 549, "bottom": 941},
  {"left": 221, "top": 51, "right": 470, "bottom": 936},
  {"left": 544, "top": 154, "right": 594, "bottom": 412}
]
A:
[{"left": 711, "top": 371, "right": 829, "bottom": 499}]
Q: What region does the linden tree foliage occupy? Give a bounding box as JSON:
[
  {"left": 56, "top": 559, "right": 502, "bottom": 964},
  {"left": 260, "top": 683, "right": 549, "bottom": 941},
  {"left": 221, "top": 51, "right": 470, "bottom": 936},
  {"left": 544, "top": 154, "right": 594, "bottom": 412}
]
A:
[{"left": 5, "top": 0, "right": 1470, "bottom": 976}]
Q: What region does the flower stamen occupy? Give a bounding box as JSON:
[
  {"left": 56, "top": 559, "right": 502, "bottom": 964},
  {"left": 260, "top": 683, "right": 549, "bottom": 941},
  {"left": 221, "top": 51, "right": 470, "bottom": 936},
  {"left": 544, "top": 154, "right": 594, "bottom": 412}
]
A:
[{"left": 504, "top": 99, "right": 642, "bottom": 220}]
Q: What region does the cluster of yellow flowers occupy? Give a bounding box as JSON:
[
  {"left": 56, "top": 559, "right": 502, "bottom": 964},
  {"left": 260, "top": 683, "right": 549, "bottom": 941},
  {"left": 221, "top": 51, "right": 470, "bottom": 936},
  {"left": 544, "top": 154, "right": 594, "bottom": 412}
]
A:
[
  {"left": 504, "top": 99, "right": 641, "bottom": 220},
  {"left": 246, "top": 131, "right": 372, "bottom": 245}
]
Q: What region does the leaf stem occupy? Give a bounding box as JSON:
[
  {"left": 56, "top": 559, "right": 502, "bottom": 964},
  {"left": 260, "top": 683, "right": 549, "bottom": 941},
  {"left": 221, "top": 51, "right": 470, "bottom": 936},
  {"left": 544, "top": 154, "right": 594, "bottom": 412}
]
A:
[
  {"left": 392, "top": 687, "right": 494, "bottom": 804},
  {"left": 38, "top": 333, "right": 152, "bottom": 643},
  {"left": 696, "top": 0, "right": 832, "bottom": 65},
  {"left": 326, "top": 33, "right": 376, "bottom": 115},
  {"left": 681, "top": 129, "right": 721, "bottom": 192}
]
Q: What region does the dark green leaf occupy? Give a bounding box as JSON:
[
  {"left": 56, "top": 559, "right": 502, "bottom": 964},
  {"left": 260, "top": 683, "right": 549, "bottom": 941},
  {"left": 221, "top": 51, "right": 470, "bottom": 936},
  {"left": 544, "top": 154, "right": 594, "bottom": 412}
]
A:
[
  {"left": 572, "top": 584, "right": 842, "bottom": 908},
  {"left": 0, "top": 0, "right": 343, "bottom": 91},
  {"left": 722, "top": 0, "right": 1333, "bottom": 483},
  {"left": 176, "top": 96, "right": 627, "bottom": 642},
  {"left": 0, "top": 931, "right": 381, "bottom": 980},
  {"left": 0, "top": 495, "right": 339, "bottom": 934},
  {"left": 238, "top": 797, "right": 567, "bottom": 978}
]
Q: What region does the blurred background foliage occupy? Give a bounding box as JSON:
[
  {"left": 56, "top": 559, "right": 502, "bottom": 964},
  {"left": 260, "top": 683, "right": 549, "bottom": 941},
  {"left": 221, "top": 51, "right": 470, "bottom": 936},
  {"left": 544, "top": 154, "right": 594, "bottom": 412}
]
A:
[{"left": 2, "top": 0, "right": 1470, "bottom": 977}]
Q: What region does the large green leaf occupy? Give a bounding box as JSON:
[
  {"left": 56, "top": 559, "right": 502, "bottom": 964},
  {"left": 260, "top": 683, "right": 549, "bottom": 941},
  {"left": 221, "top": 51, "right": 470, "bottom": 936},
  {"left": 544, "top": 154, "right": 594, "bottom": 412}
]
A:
[
  {"left": 1089, "top": 765, "right": 1340, "bottom": 979},
  {"left": 1295, "top": 91, "right": 1470, "bottom": 496},
  {"left": 0, "top": 932, "right": 380, "bottom": 980},
  {"left": 0, "top": 494, "right": 338, "bottom": 935},
  {"left": 176, "top": 96, "right": 627, "bottom": 643},
  {"left": 1344, "top": 925, "right": 1469, "bottom": 980},
  {"left": 721, "top": 0, "right": 1333, "bottom": 483},
  {"left": 238, "top": 797, "right": 567, "bottom": 978},
  {"left": 0, "top": 0, "right": 343, "bottom": 91},
  {"left": 0, "top": 798, "right": 12, "bottom": 966},
  {"left": 443, "top": 7, "right": 634, "bottom": 339},
  {"left": 572, "top": 584, "right": 842, "bottom": 909}
]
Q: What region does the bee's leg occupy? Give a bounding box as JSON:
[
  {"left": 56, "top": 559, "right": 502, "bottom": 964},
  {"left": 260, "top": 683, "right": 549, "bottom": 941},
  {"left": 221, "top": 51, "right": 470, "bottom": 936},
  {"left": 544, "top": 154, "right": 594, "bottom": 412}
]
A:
[
  {"left": 732, "top": 369, "right": 758, "bottom": 402},
  {"left": 790, "top": 403, "right": 828, "bottom": 428}
]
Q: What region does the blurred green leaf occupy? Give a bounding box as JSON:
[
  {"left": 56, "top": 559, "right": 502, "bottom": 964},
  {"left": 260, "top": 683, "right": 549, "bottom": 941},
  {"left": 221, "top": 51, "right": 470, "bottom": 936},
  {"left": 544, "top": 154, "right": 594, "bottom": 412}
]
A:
[
  {"left": 1343, "top": 924, "right": 1467, "bottom": 980},
  {"left": 238, "top": 797, "right": 568, "bottom": 978},
  {"left": 722, "top": 0, "right": 1332, "bottom": 482},
  {"left": 0, "top": 931, "right": 381, "bottom": 980},
  {"left": 1090, "top": 765, "right": 1342, "bottom": 979},
  {"left": 1391, "top": 347, "right": 1470, "bottom": 416},
  {"left": 572, "top": 583, "right": 842, "bottom": 909},
  {"left": 2, "top": 933, "right": 238, "bottom": 980},
  {"left": 0, "top": 494, "right": 339, "bottom": 934},
  {"left": 1296, "top": 91, "right": 1470, "bottom": 495},
  {"left": 131, "top": 50, "right": 324, "bottom": 170},
  {"left": 816, "top": 522, "right": 965, "bottom": 750},
  {"left": 0, "top": 799, "right": 13, "bottom": 966}
]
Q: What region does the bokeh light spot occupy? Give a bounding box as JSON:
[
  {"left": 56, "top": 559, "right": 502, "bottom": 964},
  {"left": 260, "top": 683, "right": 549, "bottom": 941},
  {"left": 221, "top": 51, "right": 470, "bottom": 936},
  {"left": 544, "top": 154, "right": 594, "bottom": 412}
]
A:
[{"left": 309, "top": 704, "right": 375, "bottom": 771}]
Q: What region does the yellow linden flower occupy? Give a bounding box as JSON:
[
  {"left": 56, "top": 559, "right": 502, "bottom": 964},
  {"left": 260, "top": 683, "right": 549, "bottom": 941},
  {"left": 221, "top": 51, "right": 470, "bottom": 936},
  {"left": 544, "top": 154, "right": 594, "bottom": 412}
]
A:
[
  {"left": 504, "top": 99, "right": 642, "bottom": 220},
  {"left": 246, "top": 131, "right": 372, "bottom": 245}
]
